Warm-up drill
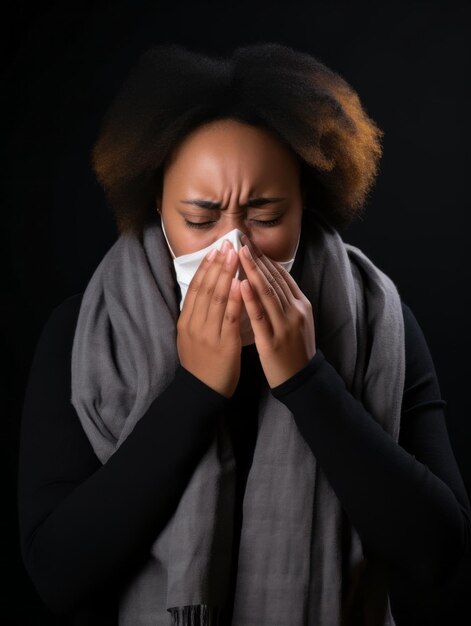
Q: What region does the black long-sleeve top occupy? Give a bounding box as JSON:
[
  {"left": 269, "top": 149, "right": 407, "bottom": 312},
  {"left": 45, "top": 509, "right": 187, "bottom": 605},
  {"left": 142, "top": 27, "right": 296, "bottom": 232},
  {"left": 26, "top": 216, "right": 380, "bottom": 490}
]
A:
[{"left": 17, "top": 288, "right": 471, "bottom": 626}]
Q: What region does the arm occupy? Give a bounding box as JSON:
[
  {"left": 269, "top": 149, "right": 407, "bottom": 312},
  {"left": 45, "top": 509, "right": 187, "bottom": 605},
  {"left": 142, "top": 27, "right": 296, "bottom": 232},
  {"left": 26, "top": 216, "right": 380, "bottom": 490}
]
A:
[
  {"left": 17, "top": 293, "right": 230, "bottom": 615},
  {"left": 270, "top": 301, "right": 471, "bottom": 592}
]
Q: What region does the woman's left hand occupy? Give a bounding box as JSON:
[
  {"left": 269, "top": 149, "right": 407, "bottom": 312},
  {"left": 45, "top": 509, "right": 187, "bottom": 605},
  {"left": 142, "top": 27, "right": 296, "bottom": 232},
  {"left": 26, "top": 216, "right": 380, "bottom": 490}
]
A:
[{"left": 238, "top": 234, "right": 317, "bottom": 388}]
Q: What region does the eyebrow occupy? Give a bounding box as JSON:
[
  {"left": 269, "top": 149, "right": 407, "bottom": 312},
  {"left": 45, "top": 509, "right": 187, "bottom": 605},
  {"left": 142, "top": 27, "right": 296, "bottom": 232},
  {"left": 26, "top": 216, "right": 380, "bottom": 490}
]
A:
[{"left": 179, "top": 197, "right": 286, "bottom": 210}]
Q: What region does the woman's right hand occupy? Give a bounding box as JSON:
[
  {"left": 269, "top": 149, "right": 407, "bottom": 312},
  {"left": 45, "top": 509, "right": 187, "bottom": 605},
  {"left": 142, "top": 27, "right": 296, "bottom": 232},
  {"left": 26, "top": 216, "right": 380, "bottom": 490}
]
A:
[{"left": 176, "top": 240, "right": 243, "bottom": 399}]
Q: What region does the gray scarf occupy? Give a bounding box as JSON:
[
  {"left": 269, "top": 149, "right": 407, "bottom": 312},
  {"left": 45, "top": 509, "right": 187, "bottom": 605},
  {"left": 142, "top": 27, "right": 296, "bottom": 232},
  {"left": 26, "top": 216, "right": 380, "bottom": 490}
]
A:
[{"left": 70, "top": 209, "right": 404, "bottom": 626}]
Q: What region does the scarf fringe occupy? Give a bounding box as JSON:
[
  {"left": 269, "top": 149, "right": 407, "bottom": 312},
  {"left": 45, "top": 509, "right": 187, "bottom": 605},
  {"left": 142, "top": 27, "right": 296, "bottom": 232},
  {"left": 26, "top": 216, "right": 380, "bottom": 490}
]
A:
[{"left": 167, "top": 604, "right": 221, "bottom": 626}]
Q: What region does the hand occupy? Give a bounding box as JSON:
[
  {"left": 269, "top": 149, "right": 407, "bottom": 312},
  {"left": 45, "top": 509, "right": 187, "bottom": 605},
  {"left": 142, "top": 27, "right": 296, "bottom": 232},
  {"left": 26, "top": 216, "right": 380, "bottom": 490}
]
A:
[
  {"left": 176, "top": 240, "right": 243, "bottom": 399},
  {"left": 237, "top": 234, "right": 317, "bottom": 388}
]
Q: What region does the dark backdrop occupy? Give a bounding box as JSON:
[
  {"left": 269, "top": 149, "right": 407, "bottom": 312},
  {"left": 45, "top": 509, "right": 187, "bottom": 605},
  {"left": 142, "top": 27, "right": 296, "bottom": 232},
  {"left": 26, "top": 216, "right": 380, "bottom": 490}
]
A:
[{"left": 2, "top": 1, "right": 470, "bottom": 623}]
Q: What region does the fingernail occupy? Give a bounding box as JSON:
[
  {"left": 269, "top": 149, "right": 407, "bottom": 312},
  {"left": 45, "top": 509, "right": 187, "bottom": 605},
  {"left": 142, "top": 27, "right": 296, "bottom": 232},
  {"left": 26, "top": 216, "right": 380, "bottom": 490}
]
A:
[
  {"left": 206, "top": 249, "right": 217, "bottom": 261},
  {"left": 221, "top": 239, "right": 231, "bottom": 253},
  {"left": 242, "top": 245, "right": 252, "bottom": 259},
  {"left": 225, "top": 249, "right": 235, "bottom": 265}
]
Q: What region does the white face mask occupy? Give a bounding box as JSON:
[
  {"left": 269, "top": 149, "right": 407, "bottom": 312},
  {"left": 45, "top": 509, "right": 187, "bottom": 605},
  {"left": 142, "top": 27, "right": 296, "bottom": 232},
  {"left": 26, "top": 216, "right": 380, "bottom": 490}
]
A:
[{"left": 160, "top": 218, "right": 301, "bottom": 347}]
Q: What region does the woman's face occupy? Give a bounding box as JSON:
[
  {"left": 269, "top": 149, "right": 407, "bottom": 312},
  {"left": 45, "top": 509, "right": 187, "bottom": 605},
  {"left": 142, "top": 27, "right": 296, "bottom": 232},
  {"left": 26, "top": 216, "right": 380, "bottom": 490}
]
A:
[{"left": 158, "top": 118, "right": 304, "bottom": 261}]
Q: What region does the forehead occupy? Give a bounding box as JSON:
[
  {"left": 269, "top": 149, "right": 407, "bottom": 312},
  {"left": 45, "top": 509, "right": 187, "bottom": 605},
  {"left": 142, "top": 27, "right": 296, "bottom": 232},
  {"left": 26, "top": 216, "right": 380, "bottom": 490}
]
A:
[{"left": 164, "top": 119, "right": 300, "bottom": 184}]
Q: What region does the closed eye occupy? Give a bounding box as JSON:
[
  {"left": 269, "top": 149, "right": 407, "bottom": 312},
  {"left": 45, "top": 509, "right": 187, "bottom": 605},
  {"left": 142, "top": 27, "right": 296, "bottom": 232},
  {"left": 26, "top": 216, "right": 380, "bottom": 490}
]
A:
[{"left": 184, "top": 217, "right": 282, "bottom": 229}]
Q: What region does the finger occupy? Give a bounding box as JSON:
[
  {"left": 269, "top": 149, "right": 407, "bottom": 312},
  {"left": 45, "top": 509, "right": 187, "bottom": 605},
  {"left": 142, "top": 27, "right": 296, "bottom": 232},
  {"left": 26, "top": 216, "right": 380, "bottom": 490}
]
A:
[
  {"left": 220, "top": 277, "right": 243, "bottom": 341},
  {"left": 181, "top": 246, "right": 220, "bottom": 322},
  {"left": 238, "top": 244, "right": 286, "bottom": 327},
  {"left": 247, "top": 241, "right": 313, "bottom": 314},
  {"left": 240, "top": 236, "right": 292, "bottom": 309},
  {"left": 240, "top": 278, "right": 272, "bottom": 341},
  {"left": 241, "top": 235, "right": 293, "bottom": 310},
  {"left": 191, "top": 247, "right": 229, "bottom": 324},
  {"left": 242, "top": 234, "right": 304, "bottom": 301},
  {"left": 268, "top": 256, "right": 307, "bottom": 302},
  {"left": 206, "top": 244, "right": 241, "bottom": 335},
  {"left": 267, "top": 258, "right": 306, "bottom": 301}
]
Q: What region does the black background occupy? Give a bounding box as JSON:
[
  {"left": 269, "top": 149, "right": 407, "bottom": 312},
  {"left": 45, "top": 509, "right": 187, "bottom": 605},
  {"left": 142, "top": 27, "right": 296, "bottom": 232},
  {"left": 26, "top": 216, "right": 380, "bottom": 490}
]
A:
[{"left": 2, "top": 1, "right": 470, "bottom": 623}]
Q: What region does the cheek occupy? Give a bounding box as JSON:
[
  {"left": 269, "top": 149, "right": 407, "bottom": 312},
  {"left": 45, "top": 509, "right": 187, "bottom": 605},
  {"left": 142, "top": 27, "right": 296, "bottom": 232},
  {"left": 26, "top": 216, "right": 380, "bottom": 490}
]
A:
[
  {"left": 171, "top": 232, "right": 210, "bottom": 257},
  {"left": 161, "top": 215, "right": 188, "bottom": 257},
  {"left": 252, "top": 226, "right": 294, "bottom": 262},
  {"left": 162, "top": 211, "right": 206, "bottom": 256}
]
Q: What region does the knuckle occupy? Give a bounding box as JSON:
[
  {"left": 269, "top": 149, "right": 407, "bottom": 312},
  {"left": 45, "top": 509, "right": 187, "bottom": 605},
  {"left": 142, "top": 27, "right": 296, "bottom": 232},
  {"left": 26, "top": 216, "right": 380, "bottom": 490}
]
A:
[
  {"left": 188, "top": 281, "right": 200, "bottom": 295},
  {"left": 186, "top": 319, "right": 196, "bottom": 336},
  {"left": 262, "top": 284, "right": 275, "bottom": 298},
  {"left": 220, "top": 262, "right": 233, "bottom": 276},
  {"left": 266, "top": 273, "right": 278, "bottom": 286},
  {"left": 196, "top": 328, "right": 209, "bottom": 344},
  {"left": 254, "top": 308, "right": 265, "bottom": 321},
  {"left": 290, "top": 307, "right": 303, "bottom": 322},
  {"left": 225, "top": 311, "right": 238, "bottom": 324},
  {"left": 214, "top": 250, "right": 224, "bottom": 263},
  {"left": 213, "top": 291, "right": 228, "bottom": 306}
]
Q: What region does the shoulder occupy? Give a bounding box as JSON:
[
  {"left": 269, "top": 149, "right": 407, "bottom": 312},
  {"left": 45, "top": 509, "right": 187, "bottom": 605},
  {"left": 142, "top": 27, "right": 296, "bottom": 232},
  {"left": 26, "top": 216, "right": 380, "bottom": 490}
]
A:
[
  {"left": 50, "top": 291, "right": 84, "bottom": 320},
  {"left": 46, "top": 292, "right": 84, "bottom": 332},
  {"left": 400, "top": 299, "right": 439, "bottom": 373},
  {"left": 33, "top": 292, "right": 85, "bottom": 364},
  {"left": 399, "top": 298, "right": 447, "bottom": 411},
  {"left": 400, "top": 299, "right": 426, "bottom": 339},
  {"left": 24, "top": 292, "right": 87, "bottom": 410}
]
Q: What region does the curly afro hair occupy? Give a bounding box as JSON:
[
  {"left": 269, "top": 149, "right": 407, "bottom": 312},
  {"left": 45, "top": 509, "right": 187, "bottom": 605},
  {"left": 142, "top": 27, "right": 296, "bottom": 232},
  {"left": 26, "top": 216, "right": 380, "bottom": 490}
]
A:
[{"left": 91, "top": 42, "right": 384, "bottom": 238}]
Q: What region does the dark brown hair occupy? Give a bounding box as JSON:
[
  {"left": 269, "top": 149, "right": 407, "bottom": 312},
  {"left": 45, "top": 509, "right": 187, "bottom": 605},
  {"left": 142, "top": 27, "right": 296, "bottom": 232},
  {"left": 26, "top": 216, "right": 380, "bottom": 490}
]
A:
[{"left": 91, "top": 42, "right": 384, "bottom": 237}]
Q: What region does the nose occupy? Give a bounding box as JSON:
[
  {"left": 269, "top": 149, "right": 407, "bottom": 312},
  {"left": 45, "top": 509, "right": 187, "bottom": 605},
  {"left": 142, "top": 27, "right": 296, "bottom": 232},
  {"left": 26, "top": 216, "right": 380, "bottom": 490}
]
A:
[{"left": 217, "top": 213, "right": 251, "bottom": 246}]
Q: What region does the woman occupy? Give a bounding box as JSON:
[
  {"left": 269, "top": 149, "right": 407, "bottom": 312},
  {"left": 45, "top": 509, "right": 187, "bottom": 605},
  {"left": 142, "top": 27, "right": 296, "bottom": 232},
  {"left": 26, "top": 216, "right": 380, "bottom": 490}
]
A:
[{"left": 17, "top": 43, "right": 470, "bottom": 626}]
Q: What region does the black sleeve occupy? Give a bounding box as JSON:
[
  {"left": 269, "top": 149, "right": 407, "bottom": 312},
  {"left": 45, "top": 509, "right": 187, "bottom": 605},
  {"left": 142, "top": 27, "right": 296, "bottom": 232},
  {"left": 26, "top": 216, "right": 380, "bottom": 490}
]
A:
[
  {"left": 17, "top": 293, "right": 230, "bottom": 616},
  {"left": 270, "top": 300, "right": 471, "bottom": 593}
]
